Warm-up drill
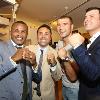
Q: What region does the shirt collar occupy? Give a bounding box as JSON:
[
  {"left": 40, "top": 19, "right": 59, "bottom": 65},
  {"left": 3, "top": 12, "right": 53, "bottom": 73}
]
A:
[
  {"left": 37, "top": 44, "right": 48, "bottom": 53},
  {"left": 11, "top": 40, "right": 24, "bottom": 48},
  {"left": 89, "top": 32, "right": 100, "bottom": 44}
]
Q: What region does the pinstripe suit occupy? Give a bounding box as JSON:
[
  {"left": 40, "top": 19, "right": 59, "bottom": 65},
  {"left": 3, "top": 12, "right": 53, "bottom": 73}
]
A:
[{"left": 72, "top": 35, "right": 100, "bottom": 100}]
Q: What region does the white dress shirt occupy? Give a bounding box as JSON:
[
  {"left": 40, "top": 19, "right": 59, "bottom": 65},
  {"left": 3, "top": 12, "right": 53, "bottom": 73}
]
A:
[{"left": 87, "top": 32, "right": 100, "bottom": 49}]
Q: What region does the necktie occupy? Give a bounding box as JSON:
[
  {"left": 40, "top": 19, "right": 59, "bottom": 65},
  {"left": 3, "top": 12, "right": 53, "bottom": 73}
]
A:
[
  {"left": 15, "top": 46, "right": 29, "bottom": 100},
  {"left": 38, "top": 49, "right": 43, "bottom": 81},
  {"left": 36, "top": 49, "right": 43, "bottom": 96},
  {"left": 15, "top": 45, "right": 23, "bottom": 49},
  {"left": 20, "top": 60, "right": 29, "bottom": 100}
]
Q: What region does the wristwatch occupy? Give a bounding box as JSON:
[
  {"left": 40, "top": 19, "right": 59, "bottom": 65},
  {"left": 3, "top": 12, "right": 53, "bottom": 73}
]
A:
[{"left": 61, "top": 56, "right": 70, "bottom": 62}]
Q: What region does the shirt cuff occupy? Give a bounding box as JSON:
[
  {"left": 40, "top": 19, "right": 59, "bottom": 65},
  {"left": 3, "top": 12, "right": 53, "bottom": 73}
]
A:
[
  {"left": 50, "top": 65, "right": 56, "bottom": 71},
  {"left": 9, "top": 57, "right": 17, "bottom": 68},
  {"left": 32, "top": 66, "right": 38, "bottom": 73},
  {"left": 73, "top": 44, "right": 82, "bottom": 49}
]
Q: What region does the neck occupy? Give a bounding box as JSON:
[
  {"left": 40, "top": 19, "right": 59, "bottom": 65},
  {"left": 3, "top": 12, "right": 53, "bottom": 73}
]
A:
[
  {"left": 39, "top": 45, "right": 48, "bottom": 49},
  {"left": 62, "top": 34, "right": 71, "bottom": 46},
  {"left": 88, "top": 28, "right": 100, "bottom": 37}
]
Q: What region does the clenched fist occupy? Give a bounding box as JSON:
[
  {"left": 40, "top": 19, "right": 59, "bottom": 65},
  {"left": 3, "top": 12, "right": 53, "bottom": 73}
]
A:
[
  {"left": 47, "top": 52, "right": 57, "bottom": 66},
  {"left": 68, "top": 33, "right": 85, "bottom": 48},
  {"left": 58, "top": 48, "right": 67, "bottom": 59}
]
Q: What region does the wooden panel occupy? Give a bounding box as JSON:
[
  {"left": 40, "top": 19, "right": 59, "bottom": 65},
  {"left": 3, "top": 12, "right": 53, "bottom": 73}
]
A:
[{"left": 0, "top": 0, "right": 11, "bottom": 8}]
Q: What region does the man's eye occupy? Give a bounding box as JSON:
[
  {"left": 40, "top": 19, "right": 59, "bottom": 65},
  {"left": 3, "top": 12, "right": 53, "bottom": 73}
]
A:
[
  {"left": 22, "top": 31, "right": 26, "bottom": 33},
  {"left": 63, "top": 23, "right": 68, "bottom": 25},
  {"left": 14, "top": 29, "right": 19, "bottom": 33},
  {"left": 90, "top": 15, "right": 94, "bottom": 18},
  {"left": 45, "top": 33, "right": 49, "bottom": 35}
]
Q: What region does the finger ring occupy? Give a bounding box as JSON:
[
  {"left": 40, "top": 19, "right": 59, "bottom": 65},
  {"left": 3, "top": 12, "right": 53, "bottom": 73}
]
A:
[{"left": 30, "top": 56, "right": 32, "bottom": 59}]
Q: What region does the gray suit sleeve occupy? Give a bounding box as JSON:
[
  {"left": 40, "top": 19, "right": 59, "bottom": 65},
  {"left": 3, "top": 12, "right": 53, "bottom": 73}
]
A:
[{"left": 0, "top": 42, "right": 17, "bottom": 80}]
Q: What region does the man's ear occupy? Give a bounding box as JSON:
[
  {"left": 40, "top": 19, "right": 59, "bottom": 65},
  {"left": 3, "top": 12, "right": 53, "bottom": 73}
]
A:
[
  {"left": 71, "top": 24, "right": 74, "bottom": 31},
  {"left": 9, "top": 30, "right": 12, "bottom": 38},
  {"left": 9, "top": 30, "right": 11, "bottom": 36}
]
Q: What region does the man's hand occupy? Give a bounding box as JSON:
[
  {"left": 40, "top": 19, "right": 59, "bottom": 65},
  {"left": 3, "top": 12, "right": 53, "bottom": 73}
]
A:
[
  {"left": 27, "top": 51, "right": 37, "bottom": 67},
  {"left": 58, "top": 48, "right": 67, "bottom": 59},
  {"left": 68, "top": 33, "right": 85, "bottom": 48},
  {"left": 47, "top": 52, "right": 57, "bottom": 66},
  {"left": 11, "top": 48, "right": 25, "bottom": 62},
  {"left": 11, "top": 48, "right": 37, "bottom": 67},
  {"left": 22, "top": 49, "right": 37, "bottom": 67}
]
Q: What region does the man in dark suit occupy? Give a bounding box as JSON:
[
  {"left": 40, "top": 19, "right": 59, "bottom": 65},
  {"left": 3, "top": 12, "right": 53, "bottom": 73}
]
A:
[
  {"left": 68, "top": 7, "right": 100, "bottom": 100},
  {"left": 0, "top": 21, "right": 36, "bottom": 100}
]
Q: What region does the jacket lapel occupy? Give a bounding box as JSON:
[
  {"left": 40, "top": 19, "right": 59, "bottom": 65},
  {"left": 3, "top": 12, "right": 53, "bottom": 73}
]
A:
[
  {"left": 42, "top": 46, "right": 51, "bottom": 67},
  {"left": 7, "top": 41, "right": 23, "bottom": 78},
  {"left": 7, "top": 41, "right": 16, "bottom": 55}
]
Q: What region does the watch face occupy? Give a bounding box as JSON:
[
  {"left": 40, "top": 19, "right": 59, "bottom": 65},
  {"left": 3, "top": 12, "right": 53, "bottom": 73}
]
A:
[
  {"left": 65, "top": 57, "right": 70, "bottom": 61},
  {"left": 61, "top": 57, "right": 70, "bottom": 62}
]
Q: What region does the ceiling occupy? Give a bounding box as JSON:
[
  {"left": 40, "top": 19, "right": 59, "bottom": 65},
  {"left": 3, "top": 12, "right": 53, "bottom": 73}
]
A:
[
  {"left": 17, "top": 0, "right": 100, "bottom": 28},
  {"left": 0, "top": 0, "right": 100, "bottom": 29}
]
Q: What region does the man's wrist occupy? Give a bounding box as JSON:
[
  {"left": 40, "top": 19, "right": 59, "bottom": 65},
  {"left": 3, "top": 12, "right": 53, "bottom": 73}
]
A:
[
  {"left": 32, "top": 61, "right": 37, "bottom": 68},
  {"left": 11, "top": 56, "right": 17, "bottom": 62},
  {"left": 61, "top": 56, "right": 70, "bottom": 62},
  {"left": 58, "top": 56, "right": 70, "bottom": 62},
  {"left": 50, "top": 61, "right": 57, "bottom": 67},
  {"left": 9, "top": 57, "right": 17, "bottom": 67}
]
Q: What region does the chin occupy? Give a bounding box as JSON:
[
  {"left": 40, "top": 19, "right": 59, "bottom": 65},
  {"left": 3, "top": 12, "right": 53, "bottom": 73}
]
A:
[
  {"left": 16, "top": 42, "right": 24, "bottom": 45},
  {"left": 40, "top": 44, "right": 48, "bottom": 47},
  {"left": 85, "top": 28, "right": 92, "bottom": 31}
]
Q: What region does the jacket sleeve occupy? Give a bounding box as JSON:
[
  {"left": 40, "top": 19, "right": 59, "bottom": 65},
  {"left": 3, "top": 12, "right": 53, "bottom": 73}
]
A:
[
  {"left": 72, "top": 44, "right": 100, "bottom": 81},
  {"left": 50, "top": 50, "right": 62, "bottom": 81},
  {"left": 0, "top": 42, "right": 17, "bottom": 80}
]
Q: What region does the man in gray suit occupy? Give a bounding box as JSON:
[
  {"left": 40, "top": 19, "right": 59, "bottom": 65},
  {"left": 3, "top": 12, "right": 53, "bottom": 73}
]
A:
[{"left": 0, "top": 21, "right": 36, "bottom": 100}]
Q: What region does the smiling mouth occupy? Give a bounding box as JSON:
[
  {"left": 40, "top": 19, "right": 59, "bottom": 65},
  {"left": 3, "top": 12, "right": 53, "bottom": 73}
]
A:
[
  {"left": 41, "top": 39, "right": 46, "bottom": 41},
  {"left": 85, "top": 23, "right": 90, "bottom": 27},
  {"left": 16, "top": 37, "right": 23, "bottom": 41}
]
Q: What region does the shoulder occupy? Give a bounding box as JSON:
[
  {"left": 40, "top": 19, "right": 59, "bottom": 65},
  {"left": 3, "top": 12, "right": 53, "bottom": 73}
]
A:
[
  {"left": 48, "top": 46, "right": 57, "bottom": 54},
  {"left": 0, "top": 41, "right": 8, "bottom": 50},
  {"left": 0, "top": 41, "right": 7, "bottom": 45},
  {"left": 26, "top": 45, "right": 37, "bottom": 52}
]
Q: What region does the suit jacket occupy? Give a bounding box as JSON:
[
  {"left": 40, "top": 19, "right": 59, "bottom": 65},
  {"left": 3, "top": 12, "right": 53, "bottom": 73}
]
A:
[
  {"left": 0, "top": 41, "right": 32, "bottom": 100},
  {"left": 72, "top": 35, "right": 100, "bottom": 100},
  {"left": 27, "top": 45, "right": 62, "bottom": 100}
]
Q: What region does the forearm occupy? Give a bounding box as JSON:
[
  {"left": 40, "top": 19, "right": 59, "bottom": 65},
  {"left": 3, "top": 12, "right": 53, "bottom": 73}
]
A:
[
  {"left": 63, "top": 61, "right": 77, "bottom": 82},
  {"left": 73, "top": 44, "right": 100, "bottom": 81},
  {"left": 0, "top": 56, "right": 17, "bottom": 79},
  {"left": 50, "top": 61, "right": 62, "bottom": 81}
]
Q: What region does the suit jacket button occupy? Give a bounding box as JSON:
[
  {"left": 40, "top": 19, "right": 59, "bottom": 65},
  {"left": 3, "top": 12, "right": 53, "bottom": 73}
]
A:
[
  {"left": 88, "top": 53, "right": 91, "bottom": 55},
  {"left": 21, "top": 81, "right": 23, "bottom": 83},
  {"left": 20, "top": 93, "right": 22, "bottom": 96}
]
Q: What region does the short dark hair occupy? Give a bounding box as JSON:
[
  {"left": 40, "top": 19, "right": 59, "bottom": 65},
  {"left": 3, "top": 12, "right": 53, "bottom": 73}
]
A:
[
  {"left": 58, "top": 15, "right": 73, "bottom": 24},
  {"left": 11, "top": 21, "right": 28, "bottom": 31},
  {"left": 37, "top": 24, "right": 52, "bottom": 34},
  {"left": 86, "top": 7, "right": 100, "bottom": 13}
]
